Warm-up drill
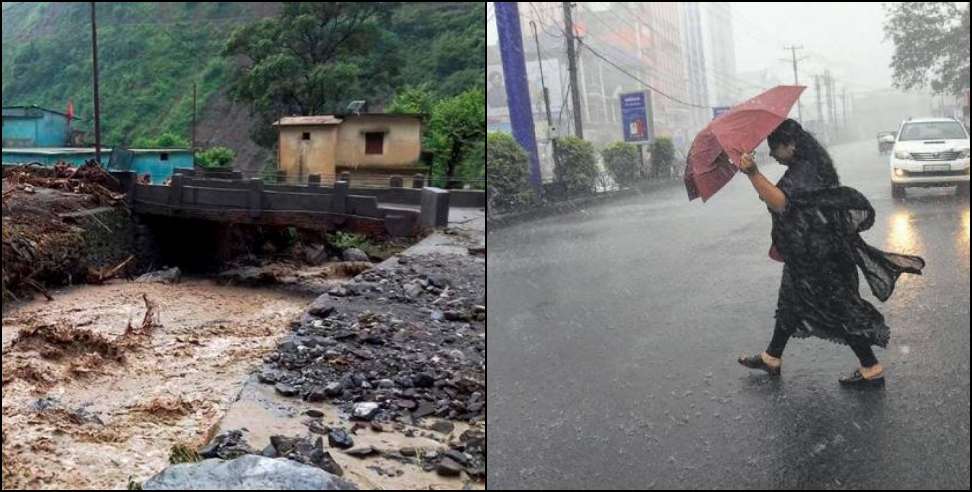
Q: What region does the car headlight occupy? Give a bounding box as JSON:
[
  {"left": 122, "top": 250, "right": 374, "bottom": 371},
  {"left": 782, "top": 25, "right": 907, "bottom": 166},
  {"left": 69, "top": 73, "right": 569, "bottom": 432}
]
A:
[
  {"left": 960, "top": 149, "right": 971, "bottom": 158},
  {"left": 894, "top": 150, "right": 912, "bottom": 160},
  {"left": 894, "top": 168, "right": 906, "bottom": 177}
]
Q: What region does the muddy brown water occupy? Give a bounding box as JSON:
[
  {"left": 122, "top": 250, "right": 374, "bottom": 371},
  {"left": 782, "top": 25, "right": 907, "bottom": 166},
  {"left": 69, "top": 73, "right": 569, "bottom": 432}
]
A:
[{"left": 1, "top": 279, "right": 314, "bottom": 489}]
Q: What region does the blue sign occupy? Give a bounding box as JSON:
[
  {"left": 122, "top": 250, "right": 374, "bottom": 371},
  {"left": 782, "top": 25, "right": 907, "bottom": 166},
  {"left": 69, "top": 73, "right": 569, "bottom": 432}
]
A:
[
  {"left": 712, "top": 106, "right": 731, "bottom": 119},
  {"left": 620, "top": 91, "right": 654, "bottom": 143}
]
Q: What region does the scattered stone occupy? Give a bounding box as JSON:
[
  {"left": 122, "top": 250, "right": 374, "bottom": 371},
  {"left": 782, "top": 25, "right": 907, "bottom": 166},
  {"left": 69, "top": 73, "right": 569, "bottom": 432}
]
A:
[
  {"left": 135, "top": 267, "right": 181, "bottom": 284},
  {"left": 275, "top": 383, "right": 298, "bottom": 397},
  {"left": 328, "top": 429, "right": 354, "bottom": 450},
  {"left": 430, "top": 421, "right": 455, "bottom": 435},
  {"left": 436, "top": 457, "right": 464, "bottom": 477},
  {"left": 345, "top": 446, "right": 379, "bottom": 459},
  {"left": 400, "top": 447, "right": 417, "bottom": 457},
  {"left": 199, "top": 431, "right": 255, "bottom": 461},
  {"left": 352, "top": 402, "right": 380, "bottom": 421}
]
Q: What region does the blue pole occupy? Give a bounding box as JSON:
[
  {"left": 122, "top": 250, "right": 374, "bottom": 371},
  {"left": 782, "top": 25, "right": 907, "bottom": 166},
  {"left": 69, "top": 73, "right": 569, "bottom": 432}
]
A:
[{"left": 496, "top": 2, "right": 542, "bottom": 191}]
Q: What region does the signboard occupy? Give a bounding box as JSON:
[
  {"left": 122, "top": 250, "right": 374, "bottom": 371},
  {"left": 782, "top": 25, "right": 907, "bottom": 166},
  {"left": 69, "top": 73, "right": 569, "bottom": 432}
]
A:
[
  {"left": 620, "top": 91, "right": 654, "bottom": 143},
  {"left": 712, "top": 106, "right": 731, "bottom": 120}
]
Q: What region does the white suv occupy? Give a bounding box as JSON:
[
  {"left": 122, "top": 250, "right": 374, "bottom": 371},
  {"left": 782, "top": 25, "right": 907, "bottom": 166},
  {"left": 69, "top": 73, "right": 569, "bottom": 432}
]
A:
[{"left": 889, "top": 117, "right": 970, "bottom": 200}]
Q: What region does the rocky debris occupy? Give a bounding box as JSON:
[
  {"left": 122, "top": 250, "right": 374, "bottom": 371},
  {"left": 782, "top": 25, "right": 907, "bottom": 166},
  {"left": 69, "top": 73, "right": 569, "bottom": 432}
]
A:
[
  {"left": 258, "top": 254, "right": 486, "bottom": 428},
  {"left": 2, "top": 163, "right": 133, "bottom": 302},
  {"left": 142, "top": 455, "right": 357, "bottom": 490},
  {"left": 266, "top": 435, "right": 344, "bottom": 477},
  {"left": 199, "top": 430, "right": 256, "bottom": 461},
  {"left": 135, "top": 267, "right": 182, "bottom": 284},
  {"left": 412, "top": 429, "right": 486, "bottom": 481}
]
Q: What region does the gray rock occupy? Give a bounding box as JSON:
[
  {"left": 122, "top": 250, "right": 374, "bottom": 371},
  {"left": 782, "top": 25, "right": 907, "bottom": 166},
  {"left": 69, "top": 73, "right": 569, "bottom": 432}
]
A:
[
  {"left": 345, "top": 446, "right": 379, "bottom": 459},
  {"left": 275, "top": 383, "right": 298, "bottom": 397},
  {"left": 324, "top": 382, "right": 343, "bottom": 397},
  {"left": 343, "top": 248, "right": 370, "bottom": 262},
  {"left": 403, "top": 282, "right": 424, "bottom": 298},
  {"left": 142, "top": 455, "right": 357, "bottom": 490},
  {"left": 436, "top": 457, "right": 464, "bottom": 477},
  {"left": 328, "top": 429, "right": 354, "bottom": 450},
  {"left": 352, "top": 402, "right": 380, "bottom": 421}
]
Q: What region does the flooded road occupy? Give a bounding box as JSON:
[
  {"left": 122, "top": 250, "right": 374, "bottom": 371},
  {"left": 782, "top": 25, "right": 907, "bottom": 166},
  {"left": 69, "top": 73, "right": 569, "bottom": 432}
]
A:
[
  {"left": 487, "top": 138, "right": 970, "bottom": 489},
  {"left": 1, "top": 279, "right": 315, "bottom": 489}
]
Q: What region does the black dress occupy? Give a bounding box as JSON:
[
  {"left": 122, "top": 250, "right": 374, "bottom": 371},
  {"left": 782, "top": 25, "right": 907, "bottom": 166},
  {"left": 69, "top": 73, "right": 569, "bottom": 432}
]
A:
[{"left": 768, "top": 160, "right": 925, "bottom": 348}]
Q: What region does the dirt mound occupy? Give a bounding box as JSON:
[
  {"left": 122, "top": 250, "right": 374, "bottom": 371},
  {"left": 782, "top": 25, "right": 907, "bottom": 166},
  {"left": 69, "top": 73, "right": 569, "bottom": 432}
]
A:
[{"left": 2, "top": 162, "right": 131, "bottom": 303}]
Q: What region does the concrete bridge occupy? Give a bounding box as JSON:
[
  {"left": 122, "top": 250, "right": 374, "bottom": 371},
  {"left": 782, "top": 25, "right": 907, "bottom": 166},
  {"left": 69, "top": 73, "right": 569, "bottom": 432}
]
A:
[{"left": 113, "top": 170, "right": 482, "bottom": 238}]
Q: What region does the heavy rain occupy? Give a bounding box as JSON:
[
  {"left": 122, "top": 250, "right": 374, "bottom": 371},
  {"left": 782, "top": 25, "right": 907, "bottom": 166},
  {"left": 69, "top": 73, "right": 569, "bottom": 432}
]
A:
[{"left": 487, "top": 2, "right": 969, "bottom": 490}]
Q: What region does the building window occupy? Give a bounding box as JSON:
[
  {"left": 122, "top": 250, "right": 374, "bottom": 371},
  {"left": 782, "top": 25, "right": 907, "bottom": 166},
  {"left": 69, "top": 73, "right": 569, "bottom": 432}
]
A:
[
  {"left": 160, "top": 153, "right": 169, "bottom": 161},
  {"left": 365, "top": 132, "right": 384, "bottom": 155},
  {"left": 302, "top": 132, "right": 311, "bottom": 141}
]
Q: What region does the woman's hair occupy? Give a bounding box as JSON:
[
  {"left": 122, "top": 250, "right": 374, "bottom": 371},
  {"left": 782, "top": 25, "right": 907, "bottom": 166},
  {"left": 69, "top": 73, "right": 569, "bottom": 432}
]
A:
[{"left": 767, "top": 118, "right": 840, "bottom": 186}]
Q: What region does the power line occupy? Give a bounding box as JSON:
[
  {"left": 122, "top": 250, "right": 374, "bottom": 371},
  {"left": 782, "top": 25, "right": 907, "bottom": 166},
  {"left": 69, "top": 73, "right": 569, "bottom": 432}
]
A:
[
  {"left": 576, "top": 3, "right": 761, "bottom": 104},
  {"left": 576, "top": 37, "right": 709, "bottom": 110}
]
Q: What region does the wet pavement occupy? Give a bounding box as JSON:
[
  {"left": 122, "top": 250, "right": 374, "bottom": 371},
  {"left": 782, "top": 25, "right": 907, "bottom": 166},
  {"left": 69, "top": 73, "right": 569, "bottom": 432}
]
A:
[{"left": 486, "top": 139, "right": 970, "bottom": 489}]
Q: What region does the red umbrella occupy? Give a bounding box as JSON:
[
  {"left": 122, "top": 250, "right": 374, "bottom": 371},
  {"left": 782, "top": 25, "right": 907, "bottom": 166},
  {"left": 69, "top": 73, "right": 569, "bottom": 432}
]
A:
[{"left": 685, "top": 85, "right": 806, "bottom": 202}]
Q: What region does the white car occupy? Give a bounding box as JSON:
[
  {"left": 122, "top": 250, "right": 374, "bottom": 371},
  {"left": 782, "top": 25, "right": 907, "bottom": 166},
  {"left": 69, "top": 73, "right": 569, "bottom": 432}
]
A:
[{"left": 889, "top": 117, "right": 970, "bottom": 200}]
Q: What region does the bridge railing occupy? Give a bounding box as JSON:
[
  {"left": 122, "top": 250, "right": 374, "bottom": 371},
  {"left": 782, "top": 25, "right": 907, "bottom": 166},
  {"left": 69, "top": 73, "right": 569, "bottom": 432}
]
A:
[{"left": 112, "top": 171, "right": 453, "bottom": 237}]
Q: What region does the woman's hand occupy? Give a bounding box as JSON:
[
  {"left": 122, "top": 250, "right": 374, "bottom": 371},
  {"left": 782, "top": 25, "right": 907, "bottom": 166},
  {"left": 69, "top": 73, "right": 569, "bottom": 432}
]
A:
[{"left": 737, "top": 151, "right": 758, "bottom": 176}]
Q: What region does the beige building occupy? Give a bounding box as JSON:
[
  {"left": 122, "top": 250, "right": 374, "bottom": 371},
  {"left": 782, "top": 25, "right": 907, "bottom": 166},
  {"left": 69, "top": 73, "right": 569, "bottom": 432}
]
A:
[{"left": 273, "top": 113, "right": 425, "bottom": 184}]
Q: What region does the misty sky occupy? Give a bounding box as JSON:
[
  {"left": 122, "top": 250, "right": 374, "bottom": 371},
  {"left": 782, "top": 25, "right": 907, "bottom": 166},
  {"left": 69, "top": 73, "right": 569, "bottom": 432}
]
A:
[{"left": 487, "top": 2, "right": 908, "bottom": 98}]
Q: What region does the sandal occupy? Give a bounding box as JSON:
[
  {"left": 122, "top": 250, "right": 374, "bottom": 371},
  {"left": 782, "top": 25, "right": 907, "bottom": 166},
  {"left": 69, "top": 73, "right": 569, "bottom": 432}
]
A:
[
  {"left": 839, "top": 369, "right": 885, "bottom": 388},
  {"left": 737, "top": 353, "right": 781, "bottom": 377}
]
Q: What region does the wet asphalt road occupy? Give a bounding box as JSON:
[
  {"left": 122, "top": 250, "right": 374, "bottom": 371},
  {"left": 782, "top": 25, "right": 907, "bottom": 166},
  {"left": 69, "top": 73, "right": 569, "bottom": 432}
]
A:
[{"left": 487, "top": 139, "right": 970, "bottom": 489}]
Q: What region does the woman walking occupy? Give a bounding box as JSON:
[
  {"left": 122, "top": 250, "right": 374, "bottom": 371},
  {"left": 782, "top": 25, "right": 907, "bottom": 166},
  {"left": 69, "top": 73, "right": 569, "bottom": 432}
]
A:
[{"left": 735, "top": 119, "right": 925, "bottom": 387}]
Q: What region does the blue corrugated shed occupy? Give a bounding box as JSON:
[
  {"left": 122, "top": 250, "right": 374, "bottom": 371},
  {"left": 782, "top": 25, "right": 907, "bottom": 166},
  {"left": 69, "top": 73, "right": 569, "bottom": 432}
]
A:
[{"left": 2, "top": 105, "right": 74, "bottom": 147}]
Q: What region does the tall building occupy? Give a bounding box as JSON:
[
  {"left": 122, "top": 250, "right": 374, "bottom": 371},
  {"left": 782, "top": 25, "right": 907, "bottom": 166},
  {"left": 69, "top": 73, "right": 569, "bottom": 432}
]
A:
[
  {"left": 699, "top": 2, "right": 737, "bottom": 108},
  {"left": 679, "top": 2, "right": 710, "bottom": 139}
]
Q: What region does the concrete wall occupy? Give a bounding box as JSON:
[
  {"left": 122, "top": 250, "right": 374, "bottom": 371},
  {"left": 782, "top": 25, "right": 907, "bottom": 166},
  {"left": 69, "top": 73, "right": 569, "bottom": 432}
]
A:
[
  {"left": 335, "top": 115, "right": 422, "bottom": 171},
  {"left": 278, "top": 125, "right": 339, "bottom": 180}
]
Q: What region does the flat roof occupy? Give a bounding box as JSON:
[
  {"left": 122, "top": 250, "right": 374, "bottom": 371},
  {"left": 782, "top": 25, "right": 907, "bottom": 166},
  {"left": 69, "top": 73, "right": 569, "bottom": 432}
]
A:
[
  {"left": 2, "top": 105, "right": 86, "bottom": 121},
  {"left": 273, "top": 113, "right": 424, "bottom": 127},
  {"left": 2, "top": 147, "right": 190, "bottom": 154},
  {"left": 2, "top": 147, "right": 110, "bottom": 154}
]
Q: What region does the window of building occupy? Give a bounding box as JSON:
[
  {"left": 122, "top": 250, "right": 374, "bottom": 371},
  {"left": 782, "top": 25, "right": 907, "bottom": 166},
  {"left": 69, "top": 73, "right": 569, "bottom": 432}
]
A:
[
  {"left": 302, "top": 132, "right": 311, "bottom": 141},
  {"left": 365, "top": 132, "right": 384, "bottom": 155},
  {"left": 160, "top": 152, "right": 169, "bottom": 161}
]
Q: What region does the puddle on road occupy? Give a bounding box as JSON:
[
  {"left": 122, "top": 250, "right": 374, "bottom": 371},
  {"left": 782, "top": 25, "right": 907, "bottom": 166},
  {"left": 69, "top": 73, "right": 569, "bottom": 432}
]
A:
[{"left": 1, "top": 279, "right": 315, "bottom": 489}]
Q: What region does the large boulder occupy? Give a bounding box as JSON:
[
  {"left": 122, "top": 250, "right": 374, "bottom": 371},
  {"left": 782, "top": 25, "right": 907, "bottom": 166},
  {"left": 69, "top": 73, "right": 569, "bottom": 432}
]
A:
[{"left": 142, "top": 455, "right": 357, "bottom": 490}]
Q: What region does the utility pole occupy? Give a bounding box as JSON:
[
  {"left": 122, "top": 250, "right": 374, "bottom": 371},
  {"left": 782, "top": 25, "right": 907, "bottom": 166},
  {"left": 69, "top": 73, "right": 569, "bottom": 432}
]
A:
[
  {"left": 815, "top": 74, "right": 824, "bottom": 127},
  {"left": 825, "top": 70, "right": 836, "bottom": 135},
  {"left": 192, "top": 82, "right": 197, "bottom": 167},
  {"left": 782, "top": 45, "right": 807, "bottom": 123},
  {"left": 563, "top": 1, "right": 584, "bottom": 139},
  {"left": 90, "top": 2, "right": 101, "bottom": 163},
  {"left": 530, "top": 21, "right": 559, "bottom": 180},
  {"left": 841, "top": 86, "right": 847, "bottom": 129}
]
